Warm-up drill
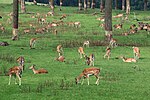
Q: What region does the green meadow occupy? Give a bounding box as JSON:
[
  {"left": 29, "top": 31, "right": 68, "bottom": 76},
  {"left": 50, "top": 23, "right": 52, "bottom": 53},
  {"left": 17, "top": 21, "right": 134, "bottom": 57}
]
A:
[{"left": 0, "top": 1, "right": 150, "bottom": 100}]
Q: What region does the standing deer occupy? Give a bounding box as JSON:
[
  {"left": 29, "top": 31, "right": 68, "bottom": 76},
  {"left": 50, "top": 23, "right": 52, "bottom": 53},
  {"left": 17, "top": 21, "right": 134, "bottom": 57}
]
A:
[
  {"left": 109, "top": 38, "right": 117, "bottom": 48},
  {"left": 104, "top": 47, "right": 111, "bottom": 60},
  {"left": 132, "top": 46, "right": 140, "bottom": 60},
  {"left": 30, "top": 38, "right": 37, "bottom": 49},
  {"left": 8, "top": 66, "right": 23, "bottom": 85},
  {"left": 16, "top": 56, "right": 25, "bottom": 71},
  {"left": 75, "top": 67, "right": 100, "bottom": 85},
  {"left": 57, "top": 45, "right": 63, "bottom": 56},
  {"left": 78, "top": 47, "right": 85, "bottom": 59},
  {"left": 85, "top": 54, "right": 94, "bottom": 66},
  {"left": 83, "top": 40, "right": 90, "bottom": 48}
]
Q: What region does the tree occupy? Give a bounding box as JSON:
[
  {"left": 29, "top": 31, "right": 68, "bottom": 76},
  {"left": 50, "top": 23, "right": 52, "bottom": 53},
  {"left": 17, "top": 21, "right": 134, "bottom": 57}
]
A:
[
  {"left": 60, "top": 0, "right": 63, "bottom": 11},
  {"left": 126, "top": 0, "right": 130, "bottom": 14},
  {"left": 21, "top": 0, "right": 26, "bottom": 13},
  {"left": 50, "top": 0, "right": 54, "bottom": 14},
  {"left": 84, "top": 0, "right": 87, "bottom": 10},
  {"left": 144, "top": 0, "right": 148, "bottom": 11},
  {"left": 78, "top": 0, "right": 82, "bottom": 10},
  {"left": 104, "top": 0, "right": 112, "bottom": 41},
  {"left": 91, "top": 0, "right": 95, "bottom": 9},
  {"left": 12, "top": 0, "right": 19, "bottom": 41},
  {"left": 115, "top": 0, "right": 118, "bottom": 10},
  {"left": 87, "top": 0, "right": 90, "bottom": 8},
  {"left": 100, "top": 0, "right": 104, "bottom": 12},
  {"left": 122, "top": 0, "right": 125, "bottom": 11}
]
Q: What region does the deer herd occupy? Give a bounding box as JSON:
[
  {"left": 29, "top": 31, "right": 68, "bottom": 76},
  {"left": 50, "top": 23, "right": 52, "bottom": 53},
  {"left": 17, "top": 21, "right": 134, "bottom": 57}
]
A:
[{"left": 1, "top": 9, "right": 147, "bottom": 86}]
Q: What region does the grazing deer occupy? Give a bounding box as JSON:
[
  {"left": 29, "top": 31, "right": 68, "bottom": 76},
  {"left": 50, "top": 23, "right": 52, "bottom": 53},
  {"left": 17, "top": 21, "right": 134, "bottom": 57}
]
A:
[
  {"left": 16, "top": 56, "right": 25, "bottom": 71},
  {"left": 56, "top": 56, "right": 65, "bottom": 62},
  {"left": 8, "top": 66, "right": 22, "bottom": 85},
  {"left": 120, "top": 56, "right": 137, "bottom": 63},
  {"left": 85, "top": 54, "right": 95, "bottom": 66},
  {"left": 78, "top": 47, "right": 85, "bottom": 59},
  {"left": 75, "top": 67, "right": 100, "bottom": 85},
  {"left": 132, "top": 46, "right": 140, "bottom": 60},
  {"left": 57, "top": 45, "right": 63, "bottom": 56},
  {"left": 109, "top": 38, "right": 117, "bottom": 48},
  {"left": 104, "top": 47, "right": 111, "bottom": 60},
  {"left": 29, "top": 65, "right": 48, "bottom": 74},
  {"left": 30, "top": 38, "right": 37, "bottom": 49},
  {"left": 74, "top": 22, "right": 81, "bottom": 28},
  {"left": 83, "top": 40, "right": 90, "bottom": 48}
]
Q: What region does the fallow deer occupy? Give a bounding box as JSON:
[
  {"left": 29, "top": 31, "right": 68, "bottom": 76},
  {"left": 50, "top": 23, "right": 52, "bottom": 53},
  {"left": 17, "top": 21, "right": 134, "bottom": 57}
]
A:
[
  {"left": 60, "top": 14, "right": 67, "bottom": 20},
  {"left": 57, "top": 45, "right": 63, "bottom": 56},
  {"left": 75, "top": 67, "right": 100, "bottom": 85},
  {"left": 0, "top": 26, "right": 5, "bottom": 33},
  {"left": 120, "top": 56, "right": 137, "bottom": 63},
  {"left": 113, "top": 24, "right": 122, "bottom": 29},
  {"left": 24, "top": 29, "right": 30, "bottom": 34},
  {"left": 109, "top": 38, "right": 117, "bottom": 48},
  {"left": 104, "top": 47, "right": 111, "bottom": 60},
  {"left": 74, "top": 22, "right": 81, "bottom": 28},
  {"left": 56, "top": 56, "right": 65, "bottom": 62},
  {"left": 8, "top": 66, "right": 23, "bottom": 85},
  {"left": 113, "top": 13, "right": 123, "bottom": 19},
  {"left": 78, "top": 47, "right": 85, "bottom": 59},
  {"left": 83, "top": 40, "right": 90, "bottom": 48},
  {"left": 132, "top": 46, "right": 140, "bottom": 60},
  {"left": 30, "top": 38, "right": 37, "bottom": 49},
  {"left": 29, "top": 65, "right": 48, "bottom": 74}
]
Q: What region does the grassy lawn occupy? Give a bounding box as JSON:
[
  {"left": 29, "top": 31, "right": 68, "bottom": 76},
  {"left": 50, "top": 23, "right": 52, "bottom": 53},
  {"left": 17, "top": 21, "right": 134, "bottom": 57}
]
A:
[{"left": 0, "top": 2, "right": 150, "bottom": 100}]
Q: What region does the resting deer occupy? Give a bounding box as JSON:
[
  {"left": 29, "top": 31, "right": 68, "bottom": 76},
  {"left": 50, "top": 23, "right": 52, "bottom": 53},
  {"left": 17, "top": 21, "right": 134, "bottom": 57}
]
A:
[
  {"left": 109, "top": 38, "right": 117, "bottom": 48},
  {"left": 57, "top": 45, "right": 63, "bottom": 56},
  {"left": 83, "top": 40, "right": 90, "bottom": 48},
  {"left": 75, "top": 67, "right": 100, "bottom": 85},
  {"left": 104, "top": 47, "right": 111, "bottom": 60},
  {"left": 30, "top": 38, "right": 37, "bottom": 49},
  {"left": 132, "top": 46, "right": 140, "bottom": 60},
  {"left": 113, "top": 24, "right": 122, "bottom": 29},
  {"left": 85, "top": 54, "right": 95, "bottom": 66},
  {"left": 29, "top": 65, "right": 48, "bottom": 74},
  {"left": 8, "top": 66, "right": 23, "bottom": 85},
  {"left": 16, "top": 56, "right": 25, "bottom": 71},
  {"left": 56, "top": 56, "right": 65, "bottom": 62},
  {"left": 120, "top": 56, "right": 136, "bottom": 63},
  {"left": 78, "top": 47, "right": 85, "bottom": 59}
]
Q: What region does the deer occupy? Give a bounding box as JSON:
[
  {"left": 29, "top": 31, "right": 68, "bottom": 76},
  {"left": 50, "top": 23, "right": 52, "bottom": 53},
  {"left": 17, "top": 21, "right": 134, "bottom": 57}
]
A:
[
  {"left": 29, "top": 65, "right": 48, "bottom": 74},
  {"left": 78, "top": 47, "right": 85, "bottom": 59},
  {"left": 47, "top": 11, "right": 54, "bottom": 16},
  {"left": 113, "top": 13, "right": 123, "bottom": 19},
  {"left": 83, "top": 40, "right": 90, "bottom": 48},
  {"left": 130, "top": 24, "right": 136, "bottom": 29},
  {"left": 16, "top": 56, "right": 25, "bottom": 71},
  {"left": 120, "top": 56, "right": 137, "bottom": 63},
  {"left": 109, "top": 38, "right": 117, "bottom": 48},
  {"left": 85, "top": 54, "right": 95, "bottom": 66},
  {"left": 75, "top": 67, "right": 100, "bottom": 85},
  {"left": 74, "top": 22, "right": 81, "bottom": 28},
  {"left": 30, "top": 38, "right": 37, "bottom": 49},
  {"left": 38, "top": 17, "right": 46, "bottom": 24},
  {"left": 56, "top": 56, "right": 65, "bottom": 62},
  {"left": 57, "top": 45, "right": 63, "bottom": 57},
  {"left": 24, "top": 29, "right": 30, "bottom": 34},
  {"left": 113, "top": 24, "right": 122, "bottom": 29},
  {"left": 60, "top": 14, "right": 67, "bottom": 20},
  {"left": 0, "top": 26, "right": 5, "bottom": 33},
  {"left": 8, "top": 66, "right": 23, "bottom": 85},
  {"left": 96, "top": 17, "right": 104, "bottom": 22},
  {"left": 104, "top": 47, "right": 111, "bottom": 60},
  {"left": 132, "top": 46, "right": 140, "bottom": 60}
]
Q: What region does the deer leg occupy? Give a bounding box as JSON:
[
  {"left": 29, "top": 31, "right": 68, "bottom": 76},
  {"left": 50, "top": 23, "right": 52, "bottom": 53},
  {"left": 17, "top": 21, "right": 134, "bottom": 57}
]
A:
[
  {"left": 81, "top": 78, "right": 85, "bottom": 85},
  {"left": 16, "top": 74, "right": 21, "bottom": 85},
  {"left": 87, "top": 77, "right": 89, "bottom": 85},
  {"left": 8, "top": 75, "right": 12, "bottom": 85},
  {"left": 14, "top": 75, "right": 17, "bottom": 84},
  {"left": 95, "top": 75, "right": 100, "bottom": 85}
]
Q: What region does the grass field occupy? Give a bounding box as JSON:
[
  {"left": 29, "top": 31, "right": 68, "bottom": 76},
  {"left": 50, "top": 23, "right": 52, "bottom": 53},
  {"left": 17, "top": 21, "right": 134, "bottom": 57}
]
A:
[{"left": 0, "top": 2, "right": 150, "bottom": 100}]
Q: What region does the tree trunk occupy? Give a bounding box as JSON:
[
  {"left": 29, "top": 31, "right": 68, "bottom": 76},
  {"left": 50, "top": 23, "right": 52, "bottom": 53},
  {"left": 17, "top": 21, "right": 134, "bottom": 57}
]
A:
[
  {"left": 21, "top": 0, "right": 26, "bottom": 13},
  {"left": 78, "top": 0, "right": 82, "bottom": 10},
  {"left": 144, "top": 0, "right": 148, "bottom": 11},
  {"left": 105, "top": 0, "right": 112, "bottom": 41},
  {"left": 87, "top": 0, "right": 90, "bottom": 8},
  {"left": 12, "top": 0, "right": 19, "bottom": 41},
  {"left": 100, "top": 0, "right": 104, "bottom": 12},
  {"left": 84, "top": 0, "right": 87, "bottom": 10},
  {"left": 126, "top": 0, "right": 130, "bottom": 15},
  {"left": 91, "top": 0, "right": 95, "bottom": 9},
  {"left": 33, "top": 0, "right": 37, "bottom": 5},
  {"left": 60, "top": 0, "right": 63, "bottom": 11},
  {"left": 122, "top": 0, "right": 125, "bottom": 11},
  {"left": 115, "top": 0, "right": 118, "bottom": 10},
  {"left": 50, "top": 0, "right": 54, "bottom": 14}
]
